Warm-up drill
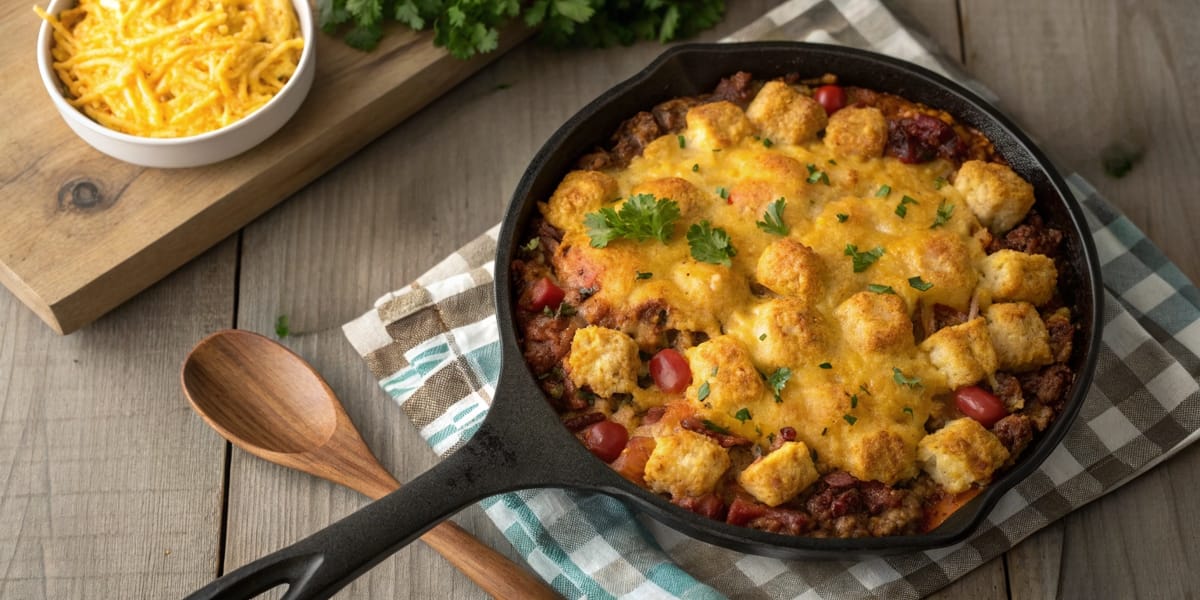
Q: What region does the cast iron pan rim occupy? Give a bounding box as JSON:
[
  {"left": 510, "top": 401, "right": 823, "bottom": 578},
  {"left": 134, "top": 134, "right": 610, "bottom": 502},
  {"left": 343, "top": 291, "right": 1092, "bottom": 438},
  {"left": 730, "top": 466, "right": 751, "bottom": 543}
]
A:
[{"left": 496, "top": 41, "right": 1103, "bottom": 556}]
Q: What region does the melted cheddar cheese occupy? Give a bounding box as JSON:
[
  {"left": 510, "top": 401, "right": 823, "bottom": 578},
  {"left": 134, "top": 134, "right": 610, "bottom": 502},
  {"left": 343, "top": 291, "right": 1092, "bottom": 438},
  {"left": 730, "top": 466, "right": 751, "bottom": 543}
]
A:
[{"left": 540, "top": 89, "right": 1052, "bottom": 507}]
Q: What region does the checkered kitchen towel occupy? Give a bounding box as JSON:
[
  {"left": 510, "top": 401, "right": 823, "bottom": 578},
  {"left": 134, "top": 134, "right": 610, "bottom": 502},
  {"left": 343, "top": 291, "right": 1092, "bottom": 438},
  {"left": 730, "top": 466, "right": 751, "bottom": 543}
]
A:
[{"left": 343, "top": 1, "right": 1200, "bottom": 597}]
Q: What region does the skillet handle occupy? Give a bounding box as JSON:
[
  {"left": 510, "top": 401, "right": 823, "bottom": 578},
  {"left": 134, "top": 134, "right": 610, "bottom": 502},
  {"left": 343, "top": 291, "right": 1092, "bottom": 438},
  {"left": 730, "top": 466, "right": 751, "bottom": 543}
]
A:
[{"left": 184, "top": 418, "right": 564, "bottom": 600}]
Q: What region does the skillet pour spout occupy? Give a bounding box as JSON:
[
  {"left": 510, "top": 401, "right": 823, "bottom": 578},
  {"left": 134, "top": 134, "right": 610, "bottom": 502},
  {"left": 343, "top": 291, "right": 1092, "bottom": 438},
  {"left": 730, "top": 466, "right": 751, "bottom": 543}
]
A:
[{"left": 184, "top": 382, "right": 610, "bottom": 600}]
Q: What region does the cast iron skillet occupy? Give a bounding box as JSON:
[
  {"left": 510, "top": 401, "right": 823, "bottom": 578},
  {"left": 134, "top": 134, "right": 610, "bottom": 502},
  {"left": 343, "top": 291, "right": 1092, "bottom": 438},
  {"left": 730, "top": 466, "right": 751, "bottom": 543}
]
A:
[{"left": 188, "top": 42, "right": 1103, "bottom": 600}]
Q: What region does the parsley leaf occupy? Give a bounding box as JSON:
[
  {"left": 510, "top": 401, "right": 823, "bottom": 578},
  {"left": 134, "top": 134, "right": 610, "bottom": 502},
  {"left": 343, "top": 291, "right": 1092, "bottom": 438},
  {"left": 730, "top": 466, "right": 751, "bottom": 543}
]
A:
[
  {"left": 867, "top": 283, "right": 895, "bottom": 294},
  {"left": 762, "top": 138, "right": 774, "bottom": 148},
  {"left": 755, "top": 198, "right": 788, "bottom": 236},
  {"left": 687, "top": 221, "right": 737, "bottom": 266},
  {"left": 692, "top": 163, "right": 699, "bottom": 172},
  {"left": 893, "top": 367, "right": 922, "bottom": 389},
  {"left": 697, "top": 381, "right": 710, "bottom": 402},
  {"left": 908, "top": 276, "right": 933, "bottom": 291},
  {"left": 875, "top": 184, "right": 892, "bottom": 198},
  {"left": 635, "top": 271, "right": 653, "bottom": 280},
  {"left": 895, "top": 195, "right": 919, "bottom": 218},
  {"left": 584, "top": 194, "right": 680, "bottom": 248},
  {"left": 805, "top": 163, "right": 830, "bottom": 185},
  {"left": 903, "top": 406, "right": 914, "bottom": 418},
  {"left": 766, "top": 367, "right": 791, "bottom": 403},
  {"left": 844, "top": 244, "right": 885, "bottom": 273},
  {"left": 934, "top": 176, "right": 947, "bottom": 189},
  {"left": 734, "top": 408, "right": 752, "bottom": 423},
  {"left": 836, "top": 213, "right": 849, "bottom": 223},
  {"left": 274, "top": 314, "right": 290, "bottom": 338},
  {"left": 759, "top": 333, "right": 767, "bottom": 341},
  {"left": 931, "top": 200, "right": 955, "bottom": 228},
  {"left": 850, "top": 394, "right": 858, "bottom": 408},
  {"left": 819, "top": 362, "right": 832, "bottom": 369},
  {"left": 677, "top": 134, "right": 686, "bottom": 148},
  {"left": 716, "top": 187, "right": 729, "bottom": 200},
  {"left": 521, "top": 237, "right": 539, "bottom": 252},
  {"left": 843, "top": 414, "right": 858, "bottom": 425}
]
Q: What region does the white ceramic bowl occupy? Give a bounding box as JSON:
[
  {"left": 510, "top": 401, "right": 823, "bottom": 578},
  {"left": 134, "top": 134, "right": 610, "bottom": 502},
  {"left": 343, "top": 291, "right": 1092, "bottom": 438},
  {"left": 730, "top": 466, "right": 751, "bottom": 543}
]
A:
[{"left": 35, "top": 0, "right": 316, "bottom": 169}]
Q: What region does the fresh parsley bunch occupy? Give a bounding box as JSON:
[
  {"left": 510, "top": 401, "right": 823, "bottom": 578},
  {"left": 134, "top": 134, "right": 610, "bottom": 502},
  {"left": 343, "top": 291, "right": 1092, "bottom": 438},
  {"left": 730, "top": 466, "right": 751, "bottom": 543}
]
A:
[{"left": 319, "top": 0, "right": 726, "bottom": 57}]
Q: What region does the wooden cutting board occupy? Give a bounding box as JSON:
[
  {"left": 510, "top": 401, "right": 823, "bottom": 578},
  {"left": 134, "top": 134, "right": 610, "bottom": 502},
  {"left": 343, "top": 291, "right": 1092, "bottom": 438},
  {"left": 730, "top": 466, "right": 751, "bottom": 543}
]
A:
[{"left": 0, "top": 5, "right": 527, "bottom": 334}]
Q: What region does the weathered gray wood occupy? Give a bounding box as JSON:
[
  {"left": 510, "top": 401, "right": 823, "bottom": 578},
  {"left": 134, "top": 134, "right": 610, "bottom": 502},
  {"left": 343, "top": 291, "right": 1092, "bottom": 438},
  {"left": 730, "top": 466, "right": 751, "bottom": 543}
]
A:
[
  {"left": 221, "top": 3, "right": 782, "bottom": 598},
  {"left": 0, "top": 239, "right": 235, "bottom": 599},
  {"left": 962, "top": 0, "right": 1200, "bottom": 597}
]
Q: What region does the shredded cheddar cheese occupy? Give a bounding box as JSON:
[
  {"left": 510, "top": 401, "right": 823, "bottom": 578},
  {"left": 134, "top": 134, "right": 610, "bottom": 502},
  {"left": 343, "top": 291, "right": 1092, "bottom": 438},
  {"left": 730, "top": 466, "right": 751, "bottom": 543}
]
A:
[{"left": 35, "top": 0, "right": 303, "bottom": 137}]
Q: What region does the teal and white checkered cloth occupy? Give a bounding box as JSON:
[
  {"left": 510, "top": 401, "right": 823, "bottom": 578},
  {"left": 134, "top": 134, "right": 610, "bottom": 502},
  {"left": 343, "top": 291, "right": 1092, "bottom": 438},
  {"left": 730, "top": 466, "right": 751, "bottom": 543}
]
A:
[{"left": 343, "top": 1, "right": 1200, "bottom": 597}]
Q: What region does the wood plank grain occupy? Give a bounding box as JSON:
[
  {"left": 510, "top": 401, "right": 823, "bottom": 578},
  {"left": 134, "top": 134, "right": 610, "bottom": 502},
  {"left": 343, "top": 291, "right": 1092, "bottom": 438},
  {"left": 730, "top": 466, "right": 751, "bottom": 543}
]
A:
[
  {"left": 219, "top": 3, "right": 785, "bottom": 598},
  {"left": 961, "top": 0, "right": 1200, "bottom": 597},
  {"left": 0, "top": 8, "right": 527, "bottom": 335},
  {"left": 0, "top": 239, "right": 235, "bottom": 599}
]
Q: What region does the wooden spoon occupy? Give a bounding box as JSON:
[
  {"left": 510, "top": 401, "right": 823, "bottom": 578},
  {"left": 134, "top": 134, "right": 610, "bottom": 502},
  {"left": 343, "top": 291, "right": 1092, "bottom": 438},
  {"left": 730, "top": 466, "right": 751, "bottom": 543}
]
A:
[{"left": 181, "top": 328, "right": 559, "bottom": 600}]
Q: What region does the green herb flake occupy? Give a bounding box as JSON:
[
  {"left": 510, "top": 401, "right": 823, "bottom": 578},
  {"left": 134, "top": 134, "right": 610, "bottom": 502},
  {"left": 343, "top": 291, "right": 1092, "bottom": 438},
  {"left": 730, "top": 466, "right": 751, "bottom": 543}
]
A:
[
  {"left": 805, "top": 163, "right": 831, "bottom": 185},
  {"left": 716, "top": 187, "right": 729, "bottom": 200},
  {"left": 759, "top": 333, "right": 767, "bottom": 341},
  {"left": 836, "top": 213, "right": 849, "bottom": 223},
  {"left": 755, "top": 198, "right": 789, "bottom": 236},
  {"left": 767, "top": 367, "right": 792, "bottom": 403},
  {"left": 893, "top": 367, "right": 922, "bottom": 389},
  {"left": 867, "top": 283, "right": 895, "bottom": 295},
  {"left": 762, "top": 138, "right": 774, "bottom": 148},
  {"left": 859, "top": 384, "right": 871, "bottom": 396},
  {"left": 735, "top": 408, "right": 752, "bottom": 423},
  {"left": 635, "top": 271, "right": 653, "bottom": 280},
  {"left": 843, "top": 414, "right": 858, "bottom": 426},
  {"left": 585, "top": 193, "right": 681, "bottom": 248},
  {"left": 522, "top": 237, "right": 540, "bottom": 252},
  {"left": 711, "top": 366, "right": 718, "bottom": 376},
  {"left": 828, "top": 159, "right": 837, "bottom": 165},
  {"left": 697, "top": 381, "right": 711, "bottom": 402},
  {"left": 931, "top": 200, "right": 955, "bottom": 229},
  {"left": 677, "top": 134, "right": 686, "bottom": 148},
  {"left": 875, "top": 184, "right": 892, "bottom": 198},
  {"left": 934, "top": 176, "right": 947, "bottom": 189},
  {"left": 819, "top": 362, "right": 832, "bottom": 369},
  {"left": 702, "top": 419, "right": 730, "bottom": 434},
  {"left": 844, "top": 244, "right": 885, "bottom": 273},
  {"left": 687, "top": 221, "right": 737, "bottom": 267},
  {"left": 903, "top": 406, "right": 915, "bottom": 418},
  {"left": 692, "top": 163, "right": 700, "bottom": 172},
  {"left": 274, "top": 314, "right": 290, "bottom": 338},
  {"left": 895, "top": 195, "right": 920, "bottom": 218},
  {"left": 850, "top": 394, "right": 858, "bottom": 409},
  {"left": 821, "top": 427, "right": 828, "bottom": 436},
  {"left": 908, "top": 276, "right": 934, "bottom": 291}
]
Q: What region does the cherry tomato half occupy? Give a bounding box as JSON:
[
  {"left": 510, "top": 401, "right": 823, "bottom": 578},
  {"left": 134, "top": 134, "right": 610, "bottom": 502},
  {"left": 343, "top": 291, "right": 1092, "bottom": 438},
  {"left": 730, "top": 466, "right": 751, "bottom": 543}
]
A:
[
  {"left": 649, "top": 348, "right": 692, "bottom": 394},
  {"left": 813, "top": 85, "right": 847, "bottom": 115},
  {"left": 528, "top": 277, "right": 565, "bottom": 312},
  {"left": 954, "top": 386, "right": 1008, "bottom": 428},
  {"left": 583, "top": 420, "right": 629, "bottom": 463}
]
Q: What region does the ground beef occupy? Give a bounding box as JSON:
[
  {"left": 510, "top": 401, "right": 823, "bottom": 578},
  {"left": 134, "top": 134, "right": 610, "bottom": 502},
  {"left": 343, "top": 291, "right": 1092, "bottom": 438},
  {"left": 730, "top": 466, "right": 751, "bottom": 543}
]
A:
[
  {"left": 726, "top": 496, "right": 811, "bottom": 535},
  {"left": 1045, "top": 312, "right": 1075, "bottom": 363},
  {"left": 674, "top": 493, "right": 727, "bottom": 520},
  {"left": 652, "top": 97, "right": 702, "bottom": 132},
  {"left": 992, "top": 413, "right": 1034, "bottom": 460},
  {"left": 986, "top": 211, "right": 1065, "bottom": 257},
  {"left": 886, "top": 113, "right": 967, "bottom": 164},
  {"left": 519, "top": 313, "right": 577, "bottom": 375},
  {"left": 710, "top": 71, "right": 757, "bottom": 107},
  {"left": 562, "top": 412, "right": 605, "bottom": 432},
  {"left": 993, "top": 371, "right": 1025, "bottom": 412},
  {"left": 610, "top": 111, "right": 662, "bottom": 167},
  {"left": 1019, "top": 364, "right": 1074, "bottom": 412},
  {"left": 932, "top": 303, "right": 968, "bottom": 332}
]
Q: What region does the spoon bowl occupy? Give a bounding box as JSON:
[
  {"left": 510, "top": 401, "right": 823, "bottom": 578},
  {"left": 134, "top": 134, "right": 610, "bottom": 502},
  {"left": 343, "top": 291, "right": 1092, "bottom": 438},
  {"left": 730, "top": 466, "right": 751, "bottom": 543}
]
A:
[{"left": 181, "top": 329, "right": 559, "bottom": 600}]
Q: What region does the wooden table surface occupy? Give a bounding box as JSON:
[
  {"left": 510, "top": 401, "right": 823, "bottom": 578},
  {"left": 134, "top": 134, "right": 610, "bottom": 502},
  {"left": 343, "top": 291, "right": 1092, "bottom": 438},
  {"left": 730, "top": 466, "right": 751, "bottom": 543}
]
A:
[{"left": 2, "top": 1, "right": 1197, "bottom": 598}]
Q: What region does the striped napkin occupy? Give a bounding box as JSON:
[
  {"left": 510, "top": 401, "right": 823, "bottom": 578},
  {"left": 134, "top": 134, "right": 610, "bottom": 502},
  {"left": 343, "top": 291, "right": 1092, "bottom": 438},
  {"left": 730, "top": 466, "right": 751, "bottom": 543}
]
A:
[{"left": 343, "top": 1, "right": 1200, "bottom": 597}]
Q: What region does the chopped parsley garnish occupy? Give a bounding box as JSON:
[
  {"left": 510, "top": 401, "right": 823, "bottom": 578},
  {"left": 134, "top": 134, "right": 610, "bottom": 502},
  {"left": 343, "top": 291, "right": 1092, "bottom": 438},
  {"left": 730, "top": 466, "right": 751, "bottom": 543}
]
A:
[
  {"left": 697, "top": 381, "right": 711, "bottom": 402},
  {"left": 895, "top": 195, "right": 920, "bottom": 218},
  {"left": 710, "top": 366, "right": 718, "bottom": 376},
  {"left": 867, "top": 283, "right": 895, "bottom": 294},
  {"left": 687, "top": 221, "right": 737, "bottom": 266},
  {"left": 875, "top": 184, "right": 892, "bottom": 198},
  {"left": 908, "top": 276, "right": 934, "bottom": 291},
  {"left": 821, "top": 427, "right": 828, "bottom": 436},
  {"left": 734, "top": 408, "right": 752, "bottom": 423},
  {"left": 762, "top": 138, "right": 774, "bottom": 148},
  {"left": 845, "top": 244, "right": 885, "bottom": 273},
  {"left": 274, "top": 314, "right": 290, "bottom": 338},
  {"left": 766, "top": 367, "right": 792, "bottom": 403},
  {"left": 522, "top": 237, "right": 540, "bottom": 252},
  {"left": 843, "top": 414, "right": 858, "bottom": 426},
  {"left": 893, "top": 367, "right": 922, "bottom": 389},
  {"left": 836, "top": 213, "right": 849, "bottom": 223},
  {"left": 543, "top": 302, "right": 577, "bottom": 317},
  {"left": 677, "top": 135, "right": 686, "bottom": 148},
  {"left": 759, "top": 333, "right": 767, "bottom": 341},
  {"left": 819, "top": 362, "right": 832, "bottom": 369},
  {"left": 859, "top": 384, "right": 871, "bottom": 396},
  {"left": 850, "top": 394, "right": 858, "bottom": 409},
  {"left": 931, "top": 200, "right": 955, "bottom": 228},
  {"left": 635, "top": 271, "right": 653, "bottom": 280},
  {"left": 585, "top": 194, "right": 680, "bottom": 248},
  {"left": 692, "top": 163, "right": 699, "bottom": 172},
  {"left": 805, "top": 163, "right": 831, "bottom": 185},
  {"left": 702, "top": 419, "right": 729, "bottom": 434},
  {"left": 755, "top": 198, "right": 789, "bottom": 236},
  {"left": 828, "top": 159, "right": 837, "bottom": 165},
  {"left": 934, "top": 176, "right": 947, "bottom": 189},
  {"left": 903, "top": 406, "right": 915, "bottom": 418},
  {"left": 716, "top": 187, "right": 729, "bottom": 200}
]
